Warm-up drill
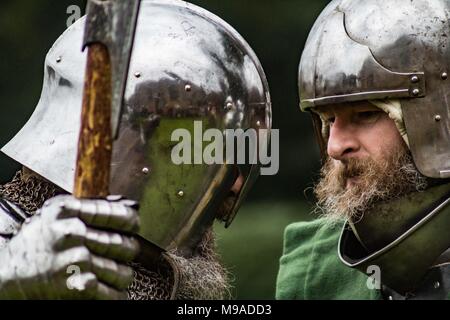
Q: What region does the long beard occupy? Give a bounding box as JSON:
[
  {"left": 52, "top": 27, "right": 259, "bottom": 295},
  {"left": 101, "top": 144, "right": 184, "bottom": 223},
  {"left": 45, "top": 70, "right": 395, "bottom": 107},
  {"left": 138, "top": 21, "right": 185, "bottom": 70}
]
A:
[
  {"left": 169, "top": 230, "right": 231, "bottom": 300},
  {"left": 313, "top": 151, "right": 428, "bottom": 224},
  {"left": 128, "top": 229, "right": 231, "bottom": 300}
]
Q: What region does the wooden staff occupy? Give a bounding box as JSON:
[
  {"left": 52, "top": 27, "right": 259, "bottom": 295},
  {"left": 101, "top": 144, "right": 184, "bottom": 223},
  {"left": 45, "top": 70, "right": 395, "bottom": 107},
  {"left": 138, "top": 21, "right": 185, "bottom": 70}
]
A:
[{"left": 74, "top": 43, "right": 112, "bottom": 198}]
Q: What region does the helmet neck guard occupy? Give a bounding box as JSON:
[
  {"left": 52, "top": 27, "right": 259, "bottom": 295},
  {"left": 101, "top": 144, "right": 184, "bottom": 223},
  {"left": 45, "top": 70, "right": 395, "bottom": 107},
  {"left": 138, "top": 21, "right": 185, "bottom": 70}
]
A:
[{"left": 339, "top": 182, "right": 450, "bottom": 294}]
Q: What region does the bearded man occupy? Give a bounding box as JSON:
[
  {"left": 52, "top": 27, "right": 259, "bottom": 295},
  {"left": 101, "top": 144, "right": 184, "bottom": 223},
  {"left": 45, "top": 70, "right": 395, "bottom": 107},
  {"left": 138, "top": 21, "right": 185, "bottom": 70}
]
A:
[
  {"left": 0, "top": 0, "right": 271, "bottom": 300},
  {"left": 277, "top": 0, "right": 450, "bottom": 300}
]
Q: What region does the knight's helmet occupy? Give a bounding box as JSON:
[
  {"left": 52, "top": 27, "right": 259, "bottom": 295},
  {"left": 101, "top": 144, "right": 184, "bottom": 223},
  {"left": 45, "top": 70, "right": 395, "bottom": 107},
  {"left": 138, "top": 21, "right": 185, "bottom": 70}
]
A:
[
  {"left": 1, "top": 0, "right": 271, "bottom": 256},
  {"left": 299, "top": 0, "right": 450, "bottom": 179}
]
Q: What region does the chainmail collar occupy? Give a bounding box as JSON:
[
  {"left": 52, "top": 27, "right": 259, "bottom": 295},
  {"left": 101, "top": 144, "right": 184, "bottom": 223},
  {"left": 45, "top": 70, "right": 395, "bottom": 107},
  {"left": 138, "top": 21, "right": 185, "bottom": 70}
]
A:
[
  {"left": 128, "top": 260, "right": 174, "bottom": 300},
  {"left": 0, "top": 168, "right": 65, "bottom": 213}
]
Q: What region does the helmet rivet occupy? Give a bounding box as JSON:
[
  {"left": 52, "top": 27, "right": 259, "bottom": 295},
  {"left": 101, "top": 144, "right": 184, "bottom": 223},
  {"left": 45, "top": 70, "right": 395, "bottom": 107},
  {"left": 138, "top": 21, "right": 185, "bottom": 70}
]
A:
[
  {"left": 56, "top": 56, "right": 62, "bottom": 63},
  {"left": 441, "top": 72, "right": 448, "bottom": 80},
  {"left": 256, "top": 120, "right": 261, "bottom": 127},
  {"left": 410, "top": 75, "right": 419, "bottom": 83},
  {"left": 134, "top": 72, "right": 141, "bottom": 78},
  {"left": 225, "top": 102, "right": 233, "bottom": 111},
  {"left": 185, "top": 84, "right": 192, "bottom": 92},
  {"left": 435, "top": 115, "right": 442, "bottom": 122},
  {"left": 177, "top": 190, "right": 185, "bottom": 198},
  {"left": 388, "top": 296, "right": 393, "bottom": 301},
  {"left": 434, "top": 281, "right": 441, "bottom": 289},
  {"left": 142, "top": 167, "right": 150, "bottom": 174},
  {"left": 412, "top": 89, "right": 420, "bottom": 96}
]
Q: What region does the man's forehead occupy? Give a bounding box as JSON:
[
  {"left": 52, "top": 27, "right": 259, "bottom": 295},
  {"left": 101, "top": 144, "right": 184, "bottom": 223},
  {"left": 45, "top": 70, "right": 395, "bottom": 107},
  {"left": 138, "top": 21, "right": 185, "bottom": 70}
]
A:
[{"left": 315, "top": 101, "right": 380, "bottom": 114}]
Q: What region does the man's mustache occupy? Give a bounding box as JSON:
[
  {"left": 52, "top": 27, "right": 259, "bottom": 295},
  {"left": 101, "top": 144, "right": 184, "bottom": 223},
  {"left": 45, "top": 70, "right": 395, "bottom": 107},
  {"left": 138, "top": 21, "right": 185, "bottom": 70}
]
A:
[{"left": 332, "top": 158, "right": 376, "bottom": 186}]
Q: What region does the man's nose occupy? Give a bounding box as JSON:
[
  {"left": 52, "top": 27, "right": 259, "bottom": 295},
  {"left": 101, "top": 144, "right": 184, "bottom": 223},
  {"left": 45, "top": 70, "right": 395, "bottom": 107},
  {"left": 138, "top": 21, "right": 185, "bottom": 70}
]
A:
[{"left": 327, "top": 117, "right": 360, "bottom": 161}]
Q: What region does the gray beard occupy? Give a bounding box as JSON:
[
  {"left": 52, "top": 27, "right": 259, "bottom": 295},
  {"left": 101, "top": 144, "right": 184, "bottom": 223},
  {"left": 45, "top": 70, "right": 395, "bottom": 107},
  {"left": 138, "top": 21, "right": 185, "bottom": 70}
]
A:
[
  {"left": 314, "top": 153, "right": 429, "bottom": 224},
  {"left": 170, "top": 229, "right": 231, "bottom": 300},
  {"left": 128, "top": 229, "right": 231, "bottom": 300}
]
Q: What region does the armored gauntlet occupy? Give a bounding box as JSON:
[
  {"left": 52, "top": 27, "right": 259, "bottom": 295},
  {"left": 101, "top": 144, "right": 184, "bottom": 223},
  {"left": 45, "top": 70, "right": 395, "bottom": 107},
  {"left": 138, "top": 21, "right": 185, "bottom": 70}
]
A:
[{"left": 0, "top": 195, "right": 140, "bottom": 300}]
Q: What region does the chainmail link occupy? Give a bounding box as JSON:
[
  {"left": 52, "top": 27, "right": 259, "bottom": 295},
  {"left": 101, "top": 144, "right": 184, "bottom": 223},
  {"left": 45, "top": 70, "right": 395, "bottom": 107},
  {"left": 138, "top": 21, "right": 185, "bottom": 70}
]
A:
[
  {"left": 0, "top": 170, "right": 65, "bottom": 213},
  {"left": 127, "top": 261, "right": 173, "bottom": 300}
]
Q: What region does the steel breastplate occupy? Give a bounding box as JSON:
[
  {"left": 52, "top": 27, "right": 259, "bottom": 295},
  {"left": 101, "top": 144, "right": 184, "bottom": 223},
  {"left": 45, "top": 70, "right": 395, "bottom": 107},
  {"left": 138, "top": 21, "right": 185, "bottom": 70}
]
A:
[{"left": 338, "top": 182, "right": 450, "bottom": 296}]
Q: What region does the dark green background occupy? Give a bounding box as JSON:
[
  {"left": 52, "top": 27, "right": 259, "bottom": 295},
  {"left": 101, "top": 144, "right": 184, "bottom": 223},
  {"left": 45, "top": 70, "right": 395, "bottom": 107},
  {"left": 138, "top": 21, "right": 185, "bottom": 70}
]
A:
[{"left": 0, "top": 0, "right": 330, "bottom": 299}]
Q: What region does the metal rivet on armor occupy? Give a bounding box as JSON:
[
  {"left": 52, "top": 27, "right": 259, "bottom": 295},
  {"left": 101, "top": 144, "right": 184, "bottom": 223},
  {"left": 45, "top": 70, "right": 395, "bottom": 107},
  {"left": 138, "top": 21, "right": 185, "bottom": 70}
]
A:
[
  {"left": 142, "top": 167, "right": 150, "bottom": 174},
  {"left": 177, "top": 190, "right": 185, "bottom": 198},
  {"left": 388, "top": 296, "right": 393, "bottom": 300},
  {"left": 134, "top": 72, "right": 141, "bottom": 78},
  {"left": 12, "top": 230, "right": 18, "bottom": 236},
  {"left": 434, "top": 281, "right": 441, "bottom": 289},
  {"left": 225, "top": 102, "right": 233, "bottom": 111},
  {"left": 435, "top": 115, "right": 442, "bottom": 122},
  {"left": 441, "top": 72, "right": 448, "bottom": 80},
  {"left": 185, "top": 84, "right": 192, "bottom": 92},
  {"left": 256, "top": 121, "right": 261, "bottom": 127},
  {"left": 56, "top": 56, "right": 62, "bottom": 63},
  {"left": 411, "top": 89, "right": 420, "bottom": 96},
  {"left": 410, "top": 75, "right": 419, "bottom": 83}
]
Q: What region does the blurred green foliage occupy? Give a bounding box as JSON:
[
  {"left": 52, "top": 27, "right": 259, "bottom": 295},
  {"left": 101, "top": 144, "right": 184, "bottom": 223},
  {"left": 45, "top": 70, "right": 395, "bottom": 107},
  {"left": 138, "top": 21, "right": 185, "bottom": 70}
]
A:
[
  {"left": 0, "top": 0, "right": 330, "bottom": 299},
  {"left": 215, "top": 201, "right": 313, "bottom": 299}
]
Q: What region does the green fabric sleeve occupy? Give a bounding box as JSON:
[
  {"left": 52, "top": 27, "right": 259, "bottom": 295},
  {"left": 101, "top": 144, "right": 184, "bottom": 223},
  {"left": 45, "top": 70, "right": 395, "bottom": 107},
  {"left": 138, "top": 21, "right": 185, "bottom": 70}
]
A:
[{"left": 276, "top": 218, "right": 382, "bottom": 300}]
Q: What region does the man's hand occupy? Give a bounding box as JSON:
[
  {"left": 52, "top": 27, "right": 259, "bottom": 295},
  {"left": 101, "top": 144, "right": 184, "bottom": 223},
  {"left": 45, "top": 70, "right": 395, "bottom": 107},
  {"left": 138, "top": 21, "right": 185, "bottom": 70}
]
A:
[{"left": 0, "top": 195, "right": 140, "bottom": 300}]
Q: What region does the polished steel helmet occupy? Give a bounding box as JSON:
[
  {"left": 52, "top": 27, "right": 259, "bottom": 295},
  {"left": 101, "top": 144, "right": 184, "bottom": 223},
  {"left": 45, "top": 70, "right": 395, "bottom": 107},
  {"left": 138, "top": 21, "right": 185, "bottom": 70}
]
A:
[
  {"left": 1, "top": 0, "right": 271, "bottom": 255},
  {"left": 299, "top": 0, "right": 450, "bottom": 179}
]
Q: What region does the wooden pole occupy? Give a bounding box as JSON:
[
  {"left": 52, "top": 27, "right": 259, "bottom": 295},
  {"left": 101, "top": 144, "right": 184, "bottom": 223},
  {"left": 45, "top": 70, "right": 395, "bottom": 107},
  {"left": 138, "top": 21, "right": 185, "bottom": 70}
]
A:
[{"left": 74, "top": 43, "right": 112, "bottom": 198}]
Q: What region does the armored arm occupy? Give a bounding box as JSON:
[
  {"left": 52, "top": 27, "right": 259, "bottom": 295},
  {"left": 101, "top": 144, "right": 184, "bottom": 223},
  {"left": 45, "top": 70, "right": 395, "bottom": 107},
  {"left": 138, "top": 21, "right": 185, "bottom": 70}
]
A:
[{"left": 0, "top": 195, "right": 140, "bottom": 300}]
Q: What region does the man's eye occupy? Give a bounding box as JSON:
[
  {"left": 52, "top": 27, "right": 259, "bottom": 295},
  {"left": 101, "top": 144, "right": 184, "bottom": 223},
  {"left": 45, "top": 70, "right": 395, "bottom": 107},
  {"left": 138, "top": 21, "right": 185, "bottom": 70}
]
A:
[
  {"left": 354, "top": 111, "right": 382, "bottom": 123},
  {"left": 326, "top": 116, "right": 336, "bottom": 124}
]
